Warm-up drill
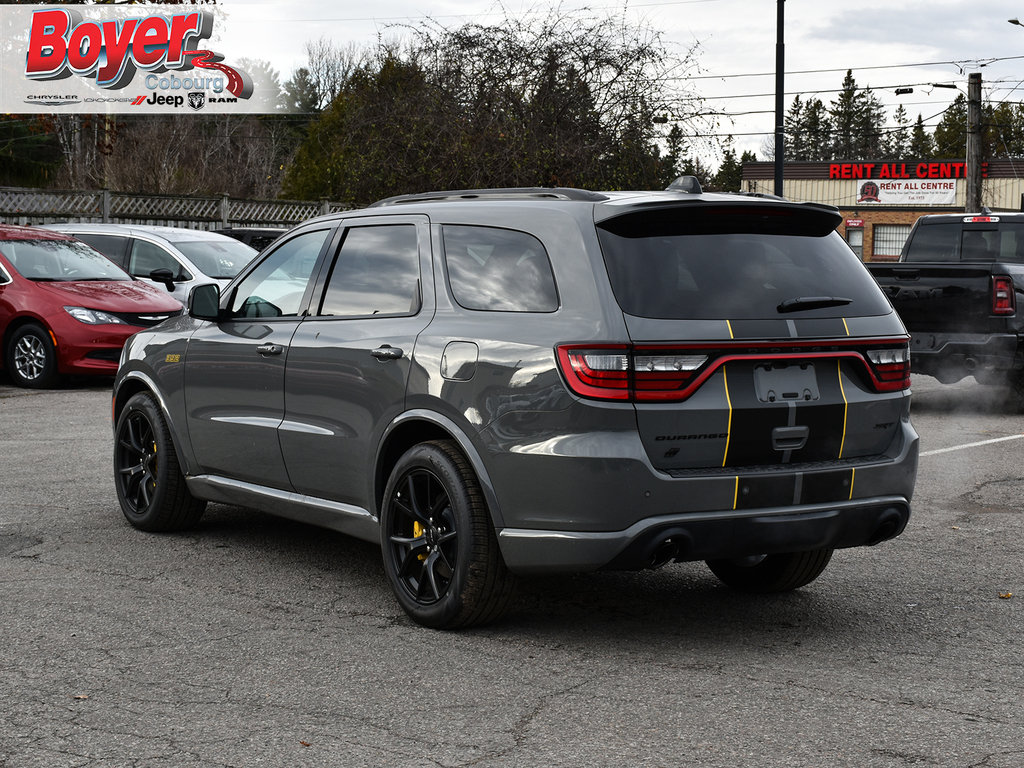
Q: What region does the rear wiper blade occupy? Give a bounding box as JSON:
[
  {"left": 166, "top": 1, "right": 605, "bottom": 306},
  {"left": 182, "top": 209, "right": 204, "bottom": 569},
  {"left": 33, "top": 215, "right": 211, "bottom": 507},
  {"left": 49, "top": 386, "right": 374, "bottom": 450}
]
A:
[{"left": 777, "top": 296, "right": 853, "bottom": 313}]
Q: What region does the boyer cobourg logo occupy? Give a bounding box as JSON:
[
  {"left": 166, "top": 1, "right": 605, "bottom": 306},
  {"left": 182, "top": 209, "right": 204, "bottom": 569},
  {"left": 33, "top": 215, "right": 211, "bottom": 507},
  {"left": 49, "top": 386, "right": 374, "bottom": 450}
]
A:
[{"left": 23, "top": 7, "right": 252, "bottom": 106}]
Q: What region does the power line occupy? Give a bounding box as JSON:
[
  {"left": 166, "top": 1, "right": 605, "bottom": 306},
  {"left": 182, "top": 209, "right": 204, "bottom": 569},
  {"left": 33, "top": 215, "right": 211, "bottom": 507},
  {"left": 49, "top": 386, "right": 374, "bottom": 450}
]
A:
[{"left": 677, "top": 54, "right": 1024, "bottom": 82}]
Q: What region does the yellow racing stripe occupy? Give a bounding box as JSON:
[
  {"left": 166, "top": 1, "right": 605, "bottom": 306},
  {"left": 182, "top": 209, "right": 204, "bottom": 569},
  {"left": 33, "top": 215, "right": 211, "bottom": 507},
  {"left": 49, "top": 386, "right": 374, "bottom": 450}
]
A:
[
  {"left": 733, "top": 476, "right": 740, "bottom": 510},
  {"left": 726, "top": 319, "right": 734, "bottom": 339},
  {"left": 837, "top": 359, "right": 848, "bottom": 459},
  {"left": 849, "top": 467, "right": 856, "bottom": 500},
  {"left": 842, "top": 317, "right": 850, "bottom": 336},
  {"left": 722, "top": 365, "right": 732, "bottom": 467}
]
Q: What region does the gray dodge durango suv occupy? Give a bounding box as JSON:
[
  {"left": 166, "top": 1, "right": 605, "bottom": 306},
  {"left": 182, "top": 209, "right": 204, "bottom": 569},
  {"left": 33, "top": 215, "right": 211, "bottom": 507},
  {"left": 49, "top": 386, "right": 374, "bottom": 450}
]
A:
[{"left": 112, "top": 183, "right": 919, "bottom": 628}]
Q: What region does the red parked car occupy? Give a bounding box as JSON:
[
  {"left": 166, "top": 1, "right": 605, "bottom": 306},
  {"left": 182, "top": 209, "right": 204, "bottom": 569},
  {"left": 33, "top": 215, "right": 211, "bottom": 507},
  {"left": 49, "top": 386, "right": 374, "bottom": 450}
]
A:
[{"left": 0, "top": 225, "right": 183, "bottom": 388}]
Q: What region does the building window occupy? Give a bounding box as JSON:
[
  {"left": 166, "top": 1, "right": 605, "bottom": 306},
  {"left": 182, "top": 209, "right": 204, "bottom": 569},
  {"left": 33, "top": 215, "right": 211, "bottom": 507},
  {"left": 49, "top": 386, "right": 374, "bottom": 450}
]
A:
[
  {"left": 846, "top": 228, "right": 864, "bottom": 259},
  {"left": 873, "top": 224, "right": 912, "bottom": 259}
]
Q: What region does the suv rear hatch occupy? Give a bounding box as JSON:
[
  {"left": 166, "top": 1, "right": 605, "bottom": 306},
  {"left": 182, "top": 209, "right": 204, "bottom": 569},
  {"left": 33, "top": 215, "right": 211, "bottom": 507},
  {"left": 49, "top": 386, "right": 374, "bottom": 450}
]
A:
[{"left": 565, "top": 200, "right": 909, "bottom": 473}]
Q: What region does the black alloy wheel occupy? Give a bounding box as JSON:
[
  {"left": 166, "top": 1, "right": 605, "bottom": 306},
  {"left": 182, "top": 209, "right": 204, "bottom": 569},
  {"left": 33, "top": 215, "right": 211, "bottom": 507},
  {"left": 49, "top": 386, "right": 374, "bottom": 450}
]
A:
[
  {"left": 113, "top": 392, "right": 205, "bottom": 531},
  {"left": 381, "top": 440, "right": 515, "bottom": 629},
  {"left": 389, "top": 468, "right": 460, "bottom": 605}
]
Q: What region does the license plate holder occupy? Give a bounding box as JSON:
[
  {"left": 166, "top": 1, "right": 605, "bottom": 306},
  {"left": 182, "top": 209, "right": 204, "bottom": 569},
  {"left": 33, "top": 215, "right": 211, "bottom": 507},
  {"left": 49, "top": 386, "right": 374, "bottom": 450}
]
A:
[{"left": 753, "top": 362, "right": 819, "bottom": 403}]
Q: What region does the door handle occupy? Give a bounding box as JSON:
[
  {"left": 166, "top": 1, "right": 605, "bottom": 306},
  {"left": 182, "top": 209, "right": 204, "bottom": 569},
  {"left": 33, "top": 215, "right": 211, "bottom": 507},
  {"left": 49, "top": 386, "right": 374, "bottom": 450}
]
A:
[
  {"left": 372, "top": 345, "right": 404, "bottom": 361},
  {"left": 256, "top": 343, "right": 283, "bottom": 356},
  {"left": 772, "top": 425, "right": 809, "bottom": 451}
]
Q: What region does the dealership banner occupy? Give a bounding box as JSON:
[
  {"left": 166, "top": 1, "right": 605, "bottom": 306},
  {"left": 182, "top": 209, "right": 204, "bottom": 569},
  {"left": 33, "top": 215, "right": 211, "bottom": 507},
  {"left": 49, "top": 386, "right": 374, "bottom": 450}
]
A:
[
  {"left": 0, "top": 5, "right": 287, "bottom": 113},
  {"left": 855, "top": 178, "right": 958, "bottom": 206}
]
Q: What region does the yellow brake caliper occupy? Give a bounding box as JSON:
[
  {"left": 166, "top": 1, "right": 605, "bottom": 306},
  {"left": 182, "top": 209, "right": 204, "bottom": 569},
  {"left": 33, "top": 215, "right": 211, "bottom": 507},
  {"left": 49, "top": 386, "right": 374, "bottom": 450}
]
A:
[
  {"left": 413, "top": 521, "right": 426, "bottom": 561},
  {"left": 151, "top": 442, "right": 158, "bottom": 493}
]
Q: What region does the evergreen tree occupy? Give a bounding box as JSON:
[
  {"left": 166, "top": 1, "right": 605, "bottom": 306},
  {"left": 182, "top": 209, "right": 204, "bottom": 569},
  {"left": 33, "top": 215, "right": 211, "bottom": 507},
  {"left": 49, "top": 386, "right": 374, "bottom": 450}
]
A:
[
  {"left": 909, "top": 114, "right": 934, "bottom": 157},
  {"left": 933, "top": 94, "right": 967, "bottom": 158},
  {"left": 856, "top": 87, "right": 887, "bottom": 157},
  {"left": 802, "top": 99, "right": 832, "bottom": 161},
  {"left": 886, "top": 104, "right": 911, "bottom": 158},
  {"left": 988, "top": 102, "right": 1024, "bottom": 157},
  {"left": 711, "top": 146, "right": 743, "bottom": 191},
  {"left": 783, "top": 95, "right": 805, "bottom": 161},
  {"left": 0, "top": 116, "right": 59, "bottom": 186},
  {"left": 829, "top": 70, "right": 863, "bottom": 159}
]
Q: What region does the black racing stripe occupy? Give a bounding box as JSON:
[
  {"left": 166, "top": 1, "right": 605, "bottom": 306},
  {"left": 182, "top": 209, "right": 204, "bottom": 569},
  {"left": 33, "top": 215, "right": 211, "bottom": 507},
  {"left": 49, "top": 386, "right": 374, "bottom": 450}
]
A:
[
  {"left": 792, "top": 364, "right": 846, "bottom": 460},
  {"left": 734, "top": 473, "right": 796, "bottom": 509},
  {"left": 792, "top": 318, "right": 849, "bottom": 338},
  {"left": 793, "top": 404, "right": 846, "bottom": 460},
  {"left": 801, "top": 469, "right": 854, "bottom": 504},
  {"left": 724, "top": 364, "right": 788, "bottom": 466},
  {"left": 729, "top": 319, "right": 791, "bottom": 339},
  {"left": 727, "top": 406, "right": 790, "bottom": 465}
]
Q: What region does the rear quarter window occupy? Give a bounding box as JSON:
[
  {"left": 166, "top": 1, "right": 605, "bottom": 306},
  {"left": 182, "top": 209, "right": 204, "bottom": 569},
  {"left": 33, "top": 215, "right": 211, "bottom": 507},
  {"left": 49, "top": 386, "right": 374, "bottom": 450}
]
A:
[
  {"left": 597, "top": 205, "right": 891, "bottom": 320},
  {"left": 442, "top": 225, "right": 558, "bottom": 312}
]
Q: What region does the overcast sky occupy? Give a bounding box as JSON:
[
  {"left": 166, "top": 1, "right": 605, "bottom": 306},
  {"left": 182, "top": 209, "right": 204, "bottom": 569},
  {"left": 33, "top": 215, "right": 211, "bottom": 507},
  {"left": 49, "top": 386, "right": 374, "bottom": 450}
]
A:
[{"left": 216, "top": 0, "right": 1024, "bottom": 167}]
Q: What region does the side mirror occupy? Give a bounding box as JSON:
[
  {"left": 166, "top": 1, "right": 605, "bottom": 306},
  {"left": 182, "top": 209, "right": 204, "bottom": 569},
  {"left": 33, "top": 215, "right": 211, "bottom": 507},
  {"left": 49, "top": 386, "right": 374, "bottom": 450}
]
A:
[
  {"left": 188, "top": 282, "right": 221, "bottom": 321},
  {"left": 149, "top": 268, "right": 176, "bottom": 292}
]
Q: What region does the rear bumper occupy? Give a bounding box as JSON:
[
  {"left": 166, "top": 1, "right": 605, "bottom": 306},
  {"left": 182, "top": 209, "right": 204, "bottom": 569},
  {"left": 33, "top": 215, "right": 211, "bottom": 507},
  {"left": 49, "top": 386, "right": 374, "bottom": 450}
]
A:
[
  {"left": 909, "top": 331, "right": 1020, "bottom": 378},
  {"left": 498, "top": 495, "right": 910, "bottom": 574}
]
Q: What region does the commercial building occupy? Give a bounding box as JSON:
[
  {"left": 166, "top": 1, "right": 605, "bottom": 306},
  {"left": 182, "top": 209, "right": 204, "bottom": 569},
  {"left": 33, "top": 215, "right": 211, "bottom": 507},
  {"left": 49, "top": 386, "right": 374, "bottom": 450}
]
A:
[{"left": 741, "top": 160, "right": 1024, "bottom": 261}]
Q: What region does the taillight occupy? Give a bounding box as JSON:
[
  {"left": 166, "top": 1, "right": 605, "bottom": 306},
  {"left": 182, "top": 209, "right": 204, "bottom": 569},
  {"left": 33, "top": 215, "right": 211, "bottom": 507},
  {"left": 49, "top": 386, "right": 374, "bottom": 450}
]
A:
[
  {"left": 631, "top": 353, "right": 709, "bottom": 398},
  {"left": 992, "top": 275, "right": 1015, "bottom": 315},
  {"left": 865, "top": 345, "right": 911, "bottom": 392},
  {"left": 557, "top": 340, "right": 911, "bottom": 401},
  {"left": 557, "top": 346, "right": 631, "bottom": 400}
]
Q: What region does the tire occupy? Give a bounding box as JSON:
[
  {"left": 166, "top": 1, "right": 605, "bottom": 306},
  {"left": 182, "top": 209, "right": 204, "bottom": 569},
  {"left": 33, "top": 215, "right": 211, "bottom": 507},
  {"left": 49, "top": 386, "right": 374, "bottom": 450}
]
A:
[
  {"left": 706, "top": 548, "right": 833, "bottom": 593},
  {"left": 113, "top": 392, "right": 205, "bottom": 532},
  {"left": 6, "top": 324, "right": 60, "bottom": 388},
  {"left": 381, "top": 440, "right": 516, "bottom": 629}
]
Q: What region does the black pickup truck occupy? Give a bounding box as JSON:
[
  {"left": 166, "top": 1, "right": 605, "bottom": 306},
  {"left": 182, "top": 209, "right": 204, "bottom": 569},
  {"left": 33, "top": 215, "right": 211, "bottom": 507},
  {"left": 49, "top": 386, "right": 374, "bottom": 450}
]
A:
[{"left": 866, "top": 212, "right": 1024, "bottom": 398}]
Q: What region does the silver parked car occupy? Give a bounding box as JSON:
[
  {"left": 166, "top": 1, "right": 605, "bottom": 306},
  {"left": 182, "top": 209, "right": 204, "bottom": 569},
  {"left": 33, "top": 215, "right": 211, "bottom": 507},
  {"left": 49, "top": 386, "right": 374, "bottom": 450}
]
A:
[
  {"left": 111, "top": 182, "right": 919, "bottom": 629},
  {"left": 44, "top": 223, "right": 257, "bottom": 304}
]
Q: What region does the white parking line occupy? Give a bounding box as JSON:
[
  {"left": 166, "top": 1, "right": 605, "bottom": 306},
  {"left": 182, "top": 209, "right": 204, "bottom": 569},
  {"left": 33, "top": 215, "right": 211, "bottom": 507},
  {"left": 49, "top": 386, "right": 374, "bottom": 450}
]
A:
[{"left": 920, "top": 434, "right": 1024, "bottom": 457}]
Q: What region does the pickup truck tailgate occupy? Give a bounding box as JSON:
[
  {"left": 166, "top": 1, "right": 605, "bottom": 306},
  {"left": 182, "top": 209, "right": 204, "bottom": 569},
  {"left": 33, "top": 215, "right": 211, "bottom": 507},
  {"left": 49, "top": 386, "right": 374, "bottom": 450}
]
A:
[{"left": 869, "top": 263, "right": 996, "bottom": 333}]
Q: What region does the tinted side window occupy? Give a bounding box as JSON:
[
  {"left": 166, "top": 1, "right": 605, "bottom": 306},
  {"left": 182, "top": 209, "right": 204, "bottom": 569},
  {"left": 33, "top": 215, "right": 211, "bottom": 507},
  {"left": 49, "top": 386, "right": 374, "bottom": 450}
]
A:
[
  {"left": 903, "top": 222, "right": 960, "bottom": 262},
  {"left": 443, "top": 225, "right": 558, "bottom": 312},
  {"left": 130, "top": 239, "right": 189, "bottom": 279},
  {"left": 230, "top": 229, "right": 330, "bottom": 318},
  {"left": 74, "top": 233, "right": 129, "bottom": 266},
  {"left": 318, "top": 225, "right": 420, "bottom": 317}
]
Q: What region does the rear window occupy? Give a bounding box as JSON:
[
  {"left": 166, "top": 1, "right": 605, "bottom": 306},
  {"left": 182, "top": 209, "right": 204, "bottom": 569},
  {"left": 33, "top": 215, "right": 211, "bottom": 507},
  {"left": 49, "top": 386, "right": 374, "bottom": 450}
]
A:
[
  {"left": 175, "top": 239, "right": 257, "bottom": 279},
  {"left": 905, "top": 220, "right": 1024, "bottom": 263},
  {"left": 902, "top": 222, "right": 959, "bottom": 262},
  {"left": 597, "top": 206, "right": 891, "bottom": 320}
]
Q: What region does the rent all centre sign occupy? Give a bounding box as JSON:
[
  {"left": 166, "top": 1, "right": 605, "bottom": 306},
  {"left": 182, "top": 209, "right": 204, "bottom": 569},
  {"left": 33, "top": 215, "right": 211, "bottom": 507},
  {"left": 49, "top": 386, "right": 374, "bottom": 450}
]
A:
[{"left": 830, "top": 163, "right": 973, "bottom": 205}]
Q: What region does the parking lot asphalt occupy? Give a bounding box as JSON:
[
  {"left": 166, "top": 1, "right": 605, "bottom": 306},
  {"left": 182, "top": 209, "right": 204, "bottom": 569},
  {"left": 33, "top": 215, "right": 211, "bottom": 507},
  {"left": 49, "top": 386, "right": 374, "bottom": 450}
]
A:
[{"left": 1, "top": 373, "right": 1021, "bottom": 767}]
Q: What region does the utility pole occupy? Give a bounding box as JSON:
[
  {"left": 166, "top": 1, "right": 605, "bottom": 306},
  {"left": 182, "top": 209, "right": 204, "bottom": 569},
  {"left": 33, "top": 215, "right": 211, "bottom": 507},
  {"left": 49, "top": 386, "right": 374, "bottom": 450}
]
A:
[
  {"left": 773, "top": 0, "right": 785, "bottom": 196},
  {"left": 966, "top": 71, "right": 982, "bottom": 212}
]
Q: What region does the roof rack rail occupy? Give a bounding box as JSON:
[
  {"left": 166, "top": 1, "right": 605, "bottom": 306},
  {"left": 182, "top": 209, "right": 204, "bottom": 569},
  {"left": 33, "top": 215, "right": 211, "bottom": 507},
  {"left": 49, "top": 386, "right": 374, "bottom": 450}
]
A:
[
  {"left": 731, "top": 190, "right": 788, "bottom": 201},
  {"left": 369, "top": 187, "right": 609, "bottom": 207}
]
